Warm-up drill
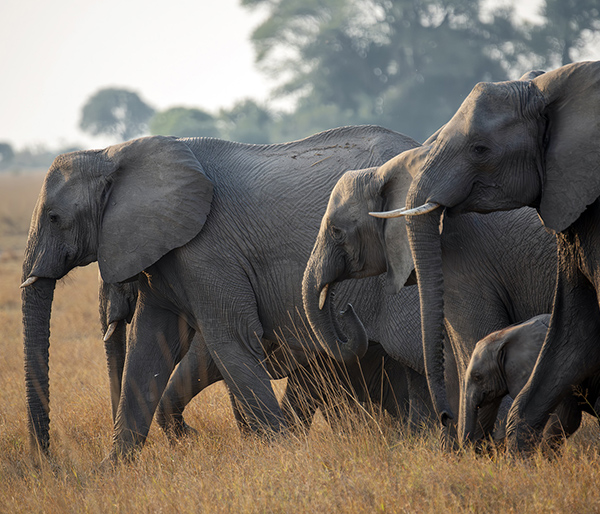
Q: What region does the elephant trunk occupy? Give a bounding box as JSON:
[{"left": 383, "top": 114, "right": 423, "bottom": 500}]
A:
[
  {"left": 21, "top": 244, "right": 56, "bottom": 453},
  {"left": 459, "top": 389, "right": 481, "bottom": 444},
  {"left": 405, "top": 174, "right": 454, "bottom": 425},
  {"left": 302, "top": 250, "right": 368, "bottom": 364}
]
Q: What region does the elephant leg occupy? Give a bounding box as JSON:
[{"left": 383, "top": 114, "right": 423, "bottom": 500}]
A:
[
  {"left": 507, "top": 246, "right": 600, "bottom": 452},
  {"left": 156, "top": 332, "right": 225, "bottom": 441},
  {"left": 542, "top": 394, "right": 583, "bottom": 452},
  {"left": 280, "top": 364, "right": 321, "bottom": 432},
  {"left": 404, "top": 367, "right": 433, "bottom": 428},
  {"left": 205, "top": 336, "right": 287, "bottom": 435},
  {"left": 109, "top": 300, "right": 193, "bottom": 460}
]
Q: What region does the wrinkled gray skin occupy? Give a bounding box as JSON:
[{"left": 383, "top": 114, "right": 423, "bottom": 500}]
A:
[
  {"left": 464, "top": 314, "right": 600, "bottom": 447},
  {"left": 385, "top": 61, "right": 600, "bottom": 452},
  {"left": 22, "top": 126, "right": 422, "bottom": 460},
  {"left": 303, "top": 147, "right": 557, "bottom": 446},
  {"left": 100, "top": 280, "right": 433, "bottom": 438}
]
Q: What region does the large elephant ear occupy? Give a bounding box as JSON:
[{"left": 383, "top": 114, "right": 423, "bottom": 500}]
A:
[
  {"left": 98, "top": 136, "right": 213, "bottom": 283},
  {"left": 374, "top": 153, "right": 416, "bottom": 294},
  {"left": 535, "top": 61, "right": 600, "bottom": 233}
]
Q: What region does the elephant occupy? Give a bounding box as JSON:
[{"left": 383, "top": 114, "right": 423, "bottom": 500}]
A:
[
  {"left": 369, "top": 61, "right": 600, "bottom": 452},
  {"left": 99, "top": 278, "right": 433, "bottom": 441},
  {"left": 463, "top": 314, "right": 600, "bottom": 447},
  {"left": 302, "top": 144, "right": 558, "bottom": 446},
  {"left": 21, "top": 125, "right": 430, "bottom": 460}
]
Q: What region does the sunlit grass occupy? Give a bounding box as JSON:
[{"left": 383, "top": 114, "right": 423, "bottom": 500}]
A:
[{"left": 2, "top": 172, "right": 600, "bottom": 512}]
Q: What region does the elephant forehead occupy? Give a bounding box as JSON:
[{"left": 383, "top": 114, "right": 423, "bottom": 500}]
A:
[{"left": 449, "top": 81, "right": 526, "bottom": 134}]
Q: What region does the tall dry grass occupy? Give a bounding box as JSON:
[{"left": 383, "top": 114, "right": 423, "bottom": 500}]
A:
[{"left": 1, "top": 171, "right": 600, "bottom": 513}]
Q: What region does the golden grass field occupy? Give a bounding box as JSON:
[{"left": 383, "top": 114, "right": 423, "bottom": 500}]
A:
[{"left": 2, "top": 171, "right": 600, "bottom": 513}]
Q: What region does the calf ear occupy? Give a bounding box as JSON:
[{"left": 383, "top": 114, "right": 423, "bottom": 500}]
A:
[
  {"left": 499, "top": 315, "right": 549, "bottom": 397},
  {"left": 535, "top": 61, "right": 600, "bottom": 232},
  {"left": 375, "top": 156, "right": 415, "bottom": 294},
  {"left": 98, "top": 136, "right": 213, "bottom": 283}
]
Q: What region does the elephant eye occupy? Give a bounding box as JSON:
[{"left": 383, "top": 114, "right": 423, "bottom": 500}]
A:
[
  {"left": 330, "top": 225, "right": 345, "bottom": 242},
  {"left": 49, "top": 213, "right": 59, "bottom": 224},
  {"left": 471, "top": 372, "right": 482, "bottom": 383},
  {"left": 472, "top": 144, "right": 490, "bottom": 157}
]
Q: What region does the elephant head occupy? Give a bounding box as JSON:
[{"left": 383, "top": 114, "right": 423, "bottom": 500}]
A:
[
  {"left": 370, "top": 62, "right": 600, "bottom": 425},
  {"left": 460, "top": 315, "right": 549, "bottom": 443},
  {"left": 302, "top": 145, "right": 421, "bottom": 364},
  {"left": 21, "top": 136, "right": 213, "bottom": 453}
]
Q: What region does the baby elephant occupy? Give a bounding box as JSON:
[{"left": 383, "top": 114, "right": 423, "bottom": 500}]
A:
[{"left": 461, "top": 314, "right": 600, "bottom": 447}]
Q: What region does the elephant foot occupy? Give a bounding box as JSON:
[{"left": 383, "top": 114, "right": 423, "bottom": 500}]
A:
[
  {"left": 158, "top": 413, "right": 199, "bottom": 444},
  {"left": 505, "top": 420, "right": 542, "bottom": 456}
]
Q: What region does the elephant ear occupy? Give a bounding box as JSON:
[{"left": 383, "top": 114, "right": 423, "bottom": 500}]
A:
[
  {"left": 98, "top": 136, "right": 213, "bottom": 283},
  {"left": 375, "top": 153, "right": 416, "bottom": 294},
  {"left": 534, "top": 61, "right": 600, "bottom": 233},
  {"left": 498, "top": 315, "right": 549, "bottom": 398}
]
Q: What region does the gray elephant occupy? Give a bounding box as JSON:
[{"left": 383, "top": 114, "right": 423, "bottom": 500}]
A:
[
  {"left": 303, "top": 146, "right": 557, "bottom": 445},
  {"left": 370, "top": 61, "right": 600, "bottom": 452},
  {"left": 22, "top": 125, "right": 428, "bottom": 460},
  {"left": 100, "top": 278, "right": 433, "bottom": 440},
  {"left": 463, "top": 314, "right": 600, "bottom": 447}
]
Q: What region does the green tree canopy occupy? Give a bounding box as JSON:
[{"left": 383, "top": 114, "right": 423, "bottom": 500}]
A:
[
  {"left": 242, "top": 0, "right": 530, "bottom": 141},
  {"left": 80, "top": 88, "right": 155, "bottom": 142},
  {"left": 149, "top": 107, "right": 221, "bottom": 138}
]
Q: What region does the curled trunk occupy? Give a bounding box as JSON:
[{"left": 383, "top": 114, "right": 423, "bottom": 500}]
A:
[{"left": 302, "top": 260, "right": 368, "bottom": 364}]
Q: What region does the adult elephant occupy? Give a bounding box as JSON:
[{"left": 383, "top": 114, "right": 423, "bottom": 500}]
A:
[
  {"left": 463, "top": 314, "right": 600, "bottom": 447},
  {"left": 100, "top": 279, "right": 433, "bottom": 440},
  {"left": 22, "top": 126, "right": 424, "bottom": 460},
  {"left": 371, "top": 61, "right": 600, "bottom": 452},
  {"left": 303, "top": 151, "right": 557, "bottom": 445}
]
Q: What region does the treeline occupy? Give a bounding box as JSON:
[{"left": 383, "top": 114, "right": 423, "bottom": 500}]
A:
[{"left": 2, "top": 0, "right": 599, "bottom": 171}]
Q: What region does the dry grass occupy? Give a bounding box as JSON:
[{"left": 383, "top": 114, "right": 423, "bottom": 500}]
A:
[{"left": 2, "top": 172, "right": 600, "bottom": 513}]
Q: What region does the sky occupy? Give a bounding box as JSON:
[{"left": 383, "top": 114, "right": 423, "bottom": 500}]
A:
[{"left": 1, "top": 0, "right": 543, "bottom": 151}]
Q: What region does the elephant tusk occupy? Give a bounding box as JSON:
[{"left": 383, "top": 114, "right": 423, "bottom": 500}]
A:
[
  {"left": 20, "top": 276, "right": 39, "bottom": 288},
  {"left": 319, "top": 284, "right": 329, "bottom": 310},
  {"left": 103, "top": 321, "right": 119, "bottom": 342},
  {"left": 369, "top": 202, "right": 440, "bottom": 218},
  {"left": 369, "top": 207, "right": 406, "bottom": 218}
]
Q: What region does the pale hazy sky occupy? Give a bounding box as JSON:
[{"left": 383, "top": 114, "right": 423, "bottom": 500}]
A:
[{"left": 1, "top": 0, "right": 543, "bottom": 150}]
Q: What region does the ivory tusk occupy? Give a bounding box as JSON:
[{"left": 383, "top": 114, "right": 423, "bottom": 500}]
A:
[
  {"left": 369, "top": 202, "right": 440, "bottom": 218},
  {"left": 319, "top": 284, "right": 329, "bottom": 310},
  {"left": 20, "top": 276, "right": 39, "bottom": 288},
  {"left": 103, "top": 321, "right": 119, "bottom": 342},
  {"left": 369, "top": 207, "right": 406, "bottom": 218}
]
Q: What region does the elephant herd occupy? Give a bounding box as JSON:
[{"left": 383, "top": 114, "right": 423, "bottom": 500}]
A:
[{"left": 20, "top": 60, "right": 600, "bottom": 462}]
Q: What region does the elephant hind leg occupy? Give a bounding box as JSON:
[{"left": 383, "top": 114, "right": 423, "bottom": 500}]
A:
[
  {"left": 208, "top": 341, "right": 287, "bottom": 435},
  {"left": 156, "top": 331, "right": 224, "bottom": 442}
]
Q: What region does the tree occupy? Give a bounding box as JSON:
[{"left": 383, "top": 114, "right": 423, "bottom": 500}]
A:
[
  {"left": 80, "top": 88, "right": 155, "bottom": 142},
  {"left": 150, "top": 107, "right": 221, "bottom": 138},
  {"left": 241, "top": 0, "right": 538, "bottom": 141},
  {"left": 0, "top": 142, "right": 14, "bottom": 170},
  {"left": 526, "top": 0, "right": 600, "bottom": 68},
  {"left": 220, "top": 99, "right": 273, "bottom": 143}
]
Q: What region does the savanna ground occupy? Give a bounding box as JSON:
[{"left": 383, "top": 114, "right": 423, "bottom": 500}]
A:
[{"left": 1, "top": 171, "right": 600, "bottom": 513}]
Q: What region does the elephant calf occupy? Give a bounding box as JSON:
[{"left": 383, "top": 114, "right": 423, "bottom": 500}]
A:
[{"left": 462, "top": 314, "right": 600, "bottom": 447}]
